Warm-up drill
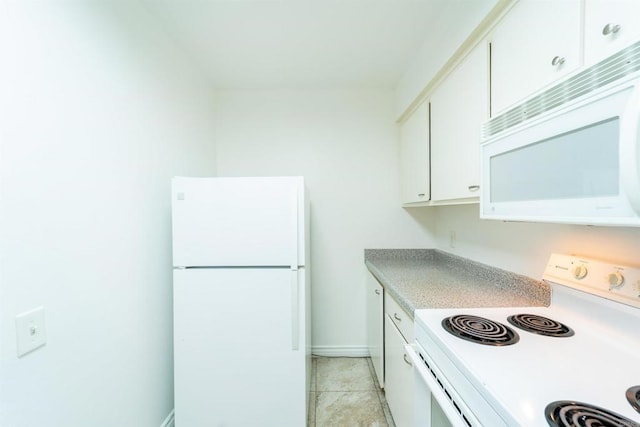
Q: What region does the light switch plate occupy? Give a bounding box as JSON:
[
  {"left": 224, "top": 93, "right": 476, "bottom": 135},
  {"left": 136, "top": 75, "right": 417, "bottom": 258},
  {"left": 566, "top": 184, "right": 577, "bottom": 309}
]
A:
[{"left": 15, "top": 307, "right": 46, "bottom": 357}]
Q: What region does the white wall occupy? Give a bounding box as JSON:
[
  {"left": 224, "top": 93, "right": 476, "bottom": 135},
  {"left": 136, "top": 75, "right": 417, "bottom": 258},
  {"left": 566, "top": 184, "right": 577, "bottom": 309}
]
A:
[
  {"left": 395, "top": 0, "right": 498, "bottom": 117},
  {"left": 0, "top": 2, "right": 216, "bottom": 426},
  {"left": 434, "top": 205, "right": 640, "bottom": 278},
  {"left": 213, "top": 90, "right": 435, "bottom": 354}
]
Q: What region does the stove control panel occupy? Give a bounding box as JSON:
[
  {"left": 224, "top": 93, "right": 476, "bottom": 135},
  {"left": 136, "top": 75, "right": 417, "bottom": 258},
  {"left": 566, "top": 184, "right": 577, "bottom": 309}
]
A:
[{"left": 544, "top": 253, "right": 640, "bottom": 309}]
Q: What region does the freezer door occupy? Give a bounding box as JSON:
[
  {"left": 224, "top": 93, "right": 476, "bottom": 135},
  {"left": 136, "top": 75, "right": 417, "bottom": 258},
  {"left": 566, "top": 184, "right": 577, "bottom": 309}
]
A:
[
  {"left": 173, "top": 268, "right": 307, "bottom": 426},
  {"left": 172, "top": 177, "right": 303, "bottom": 267}
]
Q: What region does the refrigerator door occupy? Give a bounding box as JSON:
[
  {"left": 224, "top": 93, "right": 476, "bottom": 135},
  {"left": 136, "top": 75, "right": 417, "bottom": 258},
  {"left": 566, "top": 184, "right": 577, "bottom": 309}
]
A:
[
  {"left": 172, "top": 177, "right": 303, "bottom": 268},
  {"left": 173, "top": 268, "right": 307, "bottom": 426}
]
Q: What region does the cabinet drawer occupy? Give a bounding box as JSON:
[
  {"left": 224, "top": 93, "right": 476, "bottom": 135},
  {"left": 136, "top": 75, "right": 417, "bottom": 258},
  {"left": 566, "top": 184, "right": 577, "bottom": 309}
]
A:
[{"left": 384, "top": 294, "right": 414, "bottom": 342}]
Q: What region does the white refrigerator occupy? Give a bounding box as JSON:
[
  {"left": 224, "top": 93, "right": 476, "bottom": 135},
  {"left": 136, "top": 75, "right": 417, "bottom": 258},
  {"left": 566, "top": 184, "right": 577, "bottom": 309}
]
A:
[{"left": 171, "top": 176, "right": 310, "bottom": 426}]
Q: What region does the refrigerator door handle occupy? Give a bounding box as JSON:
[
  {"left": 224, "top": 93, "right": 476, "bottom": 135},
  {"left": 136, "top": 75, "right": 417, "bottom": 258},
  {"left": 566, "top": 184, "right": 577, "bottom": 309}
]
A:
[
  {"left": 290, "top": 183, "right": 299, "bottom": 270},
  {"left": 291, "top": 270, "right": 299, "bottom": 351}
]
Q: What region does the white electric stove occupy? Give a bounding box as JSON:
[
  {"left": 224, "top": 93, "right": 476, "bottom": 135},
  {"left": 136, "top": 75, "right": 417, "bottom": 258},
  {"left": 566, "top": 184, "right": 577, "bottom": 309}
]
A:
[{"left": 409, "top": 254, "right": 640, "bottom": 427}]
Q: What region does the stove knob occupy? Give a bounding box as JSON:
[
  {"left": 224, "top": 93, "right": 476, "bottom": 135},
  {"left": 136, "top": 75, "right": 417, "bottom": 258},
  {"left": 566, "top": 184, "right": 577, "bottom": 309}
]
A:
[
  {"left": 607, "top": 271, "right": 625, "bottom": 289},
  {"left": 573, "top": 265, "right": 588, "bottom": 279}
]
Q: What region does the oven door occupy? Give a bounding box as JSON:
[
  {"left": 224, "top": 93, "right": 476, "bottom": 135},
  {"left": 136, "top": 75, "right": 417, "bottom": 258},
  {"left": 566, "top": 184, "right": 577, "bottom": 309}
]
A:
[{"left": 405, "top": 343, "right": 479, "bottom": 427}]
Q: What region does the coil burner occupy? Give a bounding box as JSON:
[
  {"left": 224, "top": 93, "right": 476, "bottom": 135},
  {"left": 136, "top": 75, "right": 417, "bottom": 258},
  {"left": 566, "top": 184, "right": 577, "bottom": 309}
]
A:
[
  {"left": 545, "top": 401, "right": 640, "bottom": 427},
  {"left": 627, "top": 386, "right": 640, "bottom": 414},
  {"left": 441, "top": 315, "right": 519, "bottom": 346},
  {"left": 507, "top": 314, "right": 575, "bottom": 337}
]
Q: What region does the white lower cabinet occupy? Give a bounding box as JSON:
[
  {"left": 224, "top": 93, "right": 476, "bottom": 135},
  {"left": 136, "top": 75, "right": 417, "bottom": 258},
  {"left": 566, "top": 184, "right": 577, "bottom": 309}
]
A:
[
  {"left": 384, "top": 294, "right": 414, "bottom": 427},
  {"left": 366, "top": 271, "right": 384, "bottom": 388}
]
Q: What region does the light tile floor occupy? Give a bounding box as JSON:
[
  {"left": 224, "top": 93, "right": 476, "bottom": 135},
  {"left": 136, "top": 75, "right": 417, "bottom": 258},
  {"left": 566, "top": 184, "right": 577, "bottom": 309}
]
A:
[{"left": 308, "top": 357, "right": 396, "bottom": 427}]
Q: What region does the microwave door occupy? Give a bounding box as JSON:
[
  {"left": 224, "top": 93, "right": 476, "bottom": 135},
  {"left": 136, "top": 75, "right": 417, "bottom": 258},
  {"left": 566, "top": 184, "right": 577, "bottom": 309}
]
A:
[
  {"left": 481, "top": 77, "right": 640, "bottom": 226},
  {"left": 620, "top": 82, "right": 640, "bottom": 215}
]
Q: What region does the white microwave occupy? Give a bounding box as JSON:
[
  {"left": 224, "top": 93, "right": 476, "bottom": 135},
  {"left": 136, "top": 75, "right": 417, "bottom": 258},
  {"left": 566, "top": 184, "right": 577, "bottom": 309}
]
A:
[{"left": 480, "top": 41, "right": 640, "bottom": 226}]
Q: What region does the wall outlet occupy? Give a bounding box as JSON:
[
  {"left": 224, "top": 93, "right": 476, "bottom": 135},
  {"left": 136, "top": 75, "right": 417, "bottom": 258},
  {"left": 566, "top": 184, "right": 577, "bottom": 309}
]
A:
[
  {"left": 15, "top": 307, "right": 46, "bottom": 357},
  {"left": 449, "top": 230, "right": 457, "bottom": 248}
]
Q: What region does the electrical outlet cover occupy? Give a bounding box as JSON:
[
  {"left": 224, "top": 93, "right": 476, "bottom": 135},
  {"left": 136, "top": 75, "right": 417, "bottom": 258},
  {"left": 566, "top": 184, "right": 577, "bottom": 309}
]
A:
[{"left": 15, "top": 307, "right": 46, "bottom": 357}]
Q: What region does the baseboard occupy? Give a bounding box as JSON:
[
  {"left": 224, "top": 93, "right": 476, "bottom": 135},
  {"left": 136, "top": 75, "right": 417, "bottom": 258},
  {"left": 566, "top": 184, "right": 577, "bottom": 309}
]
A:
[
  {"left": 312, "top": 345, "right": 369, "bottom": 357},
  {"left": 160, "top": 409, "right": 175, "bottom": 427}
]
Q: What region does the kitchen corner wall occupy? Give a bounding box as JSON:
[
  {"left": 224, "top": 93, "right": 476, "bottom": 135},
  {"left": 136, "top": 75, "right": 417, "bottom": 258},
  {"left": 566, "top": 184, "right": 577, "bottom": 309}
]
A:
[
  {"left": 434, "top": 204, "right": 640, "bottom": 279},
  {"left": 213, "top": 90, "right": 435, "bottom": 355},
  {"left": 0, "top": 2, "right": 216, "bottom": 426},
  {"left": 395, "top": 0, "right": 498, "bottom": 117}
]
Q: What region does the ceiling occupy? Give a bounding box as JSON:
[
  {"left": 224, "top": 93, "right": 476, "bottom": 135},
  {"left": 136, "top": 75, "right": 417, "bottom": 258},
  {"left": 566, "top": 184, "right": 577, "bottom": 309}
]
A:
[{"left": 140, "top": 0, "right": 471, "bottom": 90}]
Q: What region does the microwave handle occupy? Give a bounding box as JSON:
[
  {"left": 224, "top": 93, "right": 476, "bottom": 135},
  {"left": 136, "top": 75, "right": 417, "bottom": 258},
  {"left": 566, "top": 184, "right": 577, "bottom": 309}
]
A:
[{"left": 620, "top": 83, "right": 640, "bottom": 214}]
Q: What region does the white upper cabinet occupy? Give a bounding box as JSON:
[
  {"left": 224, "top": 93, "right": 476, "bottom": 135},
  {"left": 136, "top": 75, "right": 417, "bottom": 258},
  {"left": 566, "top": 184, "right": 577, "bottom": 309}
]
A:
[
  {"left": 399, "top": 101, "right": 429, "bottom": 205},
  {"left": 584, "top": 0, "right": 640, "bottom": 66},
  {"left": 430, "top": 41, "right": 488, "bottom": 202},
  {"left": 489, "top": 0, "right": 581, "bottom": 115}
]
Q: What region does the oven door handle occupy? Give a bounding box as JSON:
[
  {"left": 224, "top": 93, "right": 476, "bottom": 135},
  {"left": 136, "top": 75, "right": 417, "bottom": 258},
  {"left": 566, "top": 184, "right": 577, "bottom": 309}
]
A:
[{"left": 405, "top": 343, "right": 480, "bottom": 427}]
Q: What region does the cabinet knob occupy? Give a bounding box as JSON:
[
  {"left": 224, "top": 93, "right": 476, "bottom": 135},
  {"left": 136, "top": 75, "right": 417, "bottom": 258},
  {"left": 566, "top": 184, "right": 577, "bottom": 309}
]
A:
[
  {"left": 602, "top": 23, "right": 621, "bottom": 36},
  {"left": 468, "top": 185, "right": 480, "bottom": 192},
  {"left": 551, "top": 56, "right": 566, "bottom": 67},
  {"left": 394, "top": 313, "right": 402, "bottom": 322},
  {"left": 374, "top": 289, "right": 381, "bottom": 295},
  {"left": 417, "top": 193, "right": 426, "bottom": 197}
]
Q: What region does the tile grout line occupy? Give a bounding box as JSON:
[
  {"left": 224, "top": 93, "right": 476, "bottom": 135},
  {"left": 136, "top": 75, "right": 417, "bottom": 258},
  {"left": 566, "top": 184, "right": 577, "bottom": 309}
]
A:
[
  {"left": 365, "top": 356, "right": 395, "bottom": 427},
  {"left": 312, "top": 357, "right": 317, "bottom": 427},
  {"left": 314, "top": 357, "right": 392, "bottom": 426},
  {"left": 314, "top": 357, "right": 317, "bottom": 427}
]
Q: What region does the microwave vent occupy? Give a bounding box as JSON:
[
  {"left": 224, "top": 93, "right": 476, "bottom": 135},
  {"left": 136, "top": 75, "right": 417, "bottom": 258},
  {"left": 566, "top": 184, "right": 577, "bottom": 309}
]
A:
[{"left": 483, "top": 40, "right": 640, "bottom": 139}]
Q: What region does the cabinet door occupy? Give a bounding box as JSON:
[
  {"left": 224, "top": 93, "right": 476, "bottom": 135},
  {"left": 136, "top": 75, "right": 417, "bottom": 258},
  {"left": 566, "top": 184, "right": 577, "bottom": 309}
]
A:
[
  {"left": 399, "top": 101, "right": 429, "bottom": 204},
  {"left": 490, "top": 0, "right": 581, "bottom": 115},
  {"left": 430, "top": 42, "right": 487, "bottom": 202},
  {"left": 366, "top": 272, "right": 384, "bottom": 388},
  {"left": 584, "top": 0, "right": 640, "bottom": 66},
  {"left": 384, "top": 315, "right": 414, "bottom": 427}
]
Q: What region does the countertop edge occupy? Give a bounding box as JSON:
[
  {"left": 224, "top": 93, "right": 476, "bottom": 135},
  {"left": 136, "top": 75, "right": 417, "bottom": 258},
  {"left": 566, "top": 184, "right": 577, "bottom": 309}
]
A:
[{"left": 364, "top": 249, "right": 551, "bottom": 319}]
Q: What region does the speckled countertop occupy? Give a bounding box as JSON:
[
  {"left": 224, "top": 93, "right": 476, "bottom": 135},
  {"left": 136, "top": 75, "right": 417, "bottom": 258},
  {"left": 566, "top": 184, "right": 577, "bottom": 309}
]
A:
[{"left": 365, "top": 249, "right": 550, "bottom": 318}]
